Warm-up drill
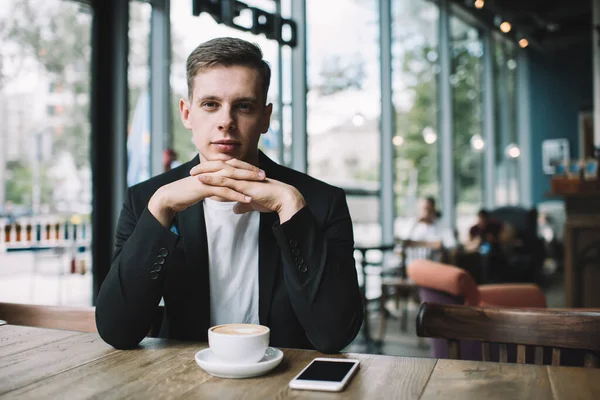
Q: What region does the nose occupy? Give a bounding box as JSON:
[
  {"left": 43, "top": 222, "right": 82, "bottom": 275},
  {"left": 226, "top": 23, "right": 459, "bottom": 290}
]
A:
[{"left": 217, "top": 106, "right": 236, "bottom": 132}]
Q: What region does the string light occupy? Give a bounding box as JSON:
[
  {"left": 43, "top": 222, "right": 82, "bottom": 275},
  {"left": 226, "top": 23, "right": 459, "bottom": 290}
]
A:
[
  {"left": 474, "top": 0, "right": 484, "bottom": 9},
  {"left": 392, "top": 136, "right": 404, "bottom": 147},
  {"left": 519, "top": 38, "right": 529, "bottom": 48},
  {"left": 500, "top": 21, "right": 512, "bottom": 33}
]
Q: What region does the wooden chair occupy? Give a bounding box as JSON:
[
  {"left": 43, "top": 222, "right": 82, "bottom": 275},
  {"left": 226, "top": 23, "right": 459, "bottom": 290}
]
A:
[
  {"left": 0, "top": 302, "right": 97, "bottom": 333},
  {"left": 417, "top": 302, "right": 600, "bottom": 367},
  {"left": 378, "top": 239, "right": 445, "bottom": 339}
]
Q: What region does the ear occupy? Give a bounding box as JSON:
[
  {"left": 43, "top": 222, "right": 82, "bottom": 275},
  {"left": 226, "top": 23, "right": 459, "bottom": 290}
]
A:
[
  {"left": 261, "top": 103, "right": 273, "bottom": 134},
  {"left": 179, "top": 98, "right": 193, "bottom": 130}
]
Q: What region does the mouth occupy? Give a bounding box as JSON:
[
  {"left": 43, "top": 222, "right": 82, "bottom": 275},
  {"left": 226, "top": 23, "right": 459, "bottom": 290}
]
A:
[{"left": 211, "top": 140, "right": 241, "bottom": 153}]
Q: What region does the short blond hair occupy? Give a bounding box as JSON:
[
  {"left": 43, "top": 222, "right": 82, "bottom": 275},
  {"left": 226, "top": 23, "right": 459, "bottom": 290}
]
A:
[{"left": 186, "top": 37, "right": 271, "bottom": 102}]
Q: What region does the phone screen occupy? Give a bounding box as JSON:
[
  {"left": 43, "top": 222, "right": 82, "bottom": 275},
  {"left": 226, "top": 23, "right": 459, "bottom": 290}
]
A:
[{"left": 296, "top": 360, "right": 356, "bottom": 382}]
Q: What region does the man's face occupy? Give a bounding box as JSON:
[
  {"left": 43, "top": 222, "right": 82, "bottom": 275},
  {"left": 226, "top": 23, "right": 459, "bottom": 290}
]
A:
[
  {"left": 179, "top": 65, "right": 272, "bottom": 165},
  {"left": 418, "top": 199, "right": 434, "bottom": 220}
]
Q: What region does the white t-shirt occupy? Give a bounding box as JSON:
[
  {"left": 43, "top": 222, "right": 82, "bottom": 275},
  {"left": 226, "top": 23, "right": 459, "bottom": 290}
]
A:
[
  {"left": 400, "top": 219, "right": 457, "bottom": 264},
  {"left": 407, "top": 219, "right": 457, "bottom": 249},
  {"left": 203, "top": 197, "right": 260, "bottom": 326}
]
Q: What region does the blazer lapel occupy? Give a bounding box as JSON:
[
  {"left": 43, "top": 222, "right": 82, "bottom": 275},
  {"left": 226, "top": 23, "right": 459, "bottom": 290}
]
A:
[{"left": 258, "top": 210, "right": 280, "bottom": 325}]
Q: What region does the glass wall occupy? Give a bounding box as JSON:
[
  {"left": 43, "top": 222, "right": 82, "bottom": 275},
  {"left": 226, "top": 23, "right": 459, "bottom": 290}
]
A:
[
  {"left": 170, "top": 0, "right": 290, "bottom": 167},
  {"left": 493, "top": 35, "right": 520, "bottom": 206},
  {"left": 306, "top": 0, "right": 381, "bottom": 245},
  {"left": 0, "top": 0, "right": 93, "bottom": 305},
  {"left": 449, "top": 15, "right": 484, "bottom": 237},
  {"left": 391, "top": 0, "right": 439, "bottom": 237},
  {"left": 127, "top": 1, "right": 151, "bottom": 186}
]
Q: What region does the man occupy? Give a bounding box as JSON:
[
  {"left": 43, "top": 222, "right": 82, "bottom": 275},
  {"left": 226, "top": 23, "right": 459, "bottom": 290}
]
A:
[
  {"left": 397, "top": 197, "right": 455, "bottom": 273},
  {"left": 405, "top": 197, "right": 455, "bottom": 249},
  {"left": 466, "top": 209, "right": 505, "bottom": 283},
  {"left": 467, "top": 209, "right": 503, "bottom": 250},
  {"left": 95, "top": 37, "right": 363, "bottom": 353}
]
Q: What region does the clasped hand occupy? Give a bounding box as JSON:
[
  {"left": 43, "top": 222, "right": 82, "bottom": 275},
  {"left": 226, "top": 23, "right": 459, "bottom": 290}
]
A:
[{"left": 148, "top": 159, "right": 305, "bottom": 227}]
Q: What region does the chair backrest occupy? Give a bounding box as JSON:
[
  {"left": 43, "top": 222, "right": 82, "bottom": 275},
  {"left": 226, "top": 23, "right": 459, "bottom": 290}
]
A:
[
  {"left": 0, "top": 302, "right": 97, "bottom": 333},
  {"left": 489, "top": 206, "right": 538, "bottom": 244},
  {"left": 417, "top": 302, "right": 600, "bottom": 367},
  {"left": 407, "top": 259, "right": 480, "bottom": 305}
]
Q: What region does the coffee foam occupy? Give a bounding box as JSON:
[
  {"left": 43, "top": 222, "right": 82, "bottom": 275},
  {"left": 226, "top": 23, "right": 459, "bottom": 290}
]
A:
[{"left": 211, "top": 324, "right": 268, "bottom": 335}]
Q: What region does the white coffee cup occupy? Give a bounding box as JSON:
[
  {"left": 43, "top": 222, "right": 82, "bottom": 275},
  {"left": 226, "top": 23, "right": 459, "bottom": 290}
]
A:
[{"left": 208, "top": 323, "right": 270, "bottom": 364}]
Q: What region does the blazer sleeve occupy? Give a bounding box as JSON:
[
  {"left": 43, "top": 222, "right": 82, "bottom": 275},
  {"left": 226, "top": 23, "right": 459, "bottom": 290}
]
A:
[
  {"left": 272, "top": 188, "right": 363, "bottom": 353},
  {"left": 95, "top": 188, "right": 179, "bottom": 349}
]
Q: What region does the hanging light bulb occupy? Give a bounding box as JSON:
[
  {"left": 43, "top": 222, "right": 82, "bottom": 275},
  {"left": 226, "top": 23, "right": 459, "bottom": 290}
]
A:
[
  {"left": 474, "top": 0, "right": 484, "bottom": 9},
  {"left": 470, "top": 134, "right": 485, "bottom": 151},
  {"left": 500, "top": 21, "right": 512, "bottom": 33},
  {"left": 505, "top": 143, "right": 521, "bottom": 159},
  {"left": 422, "top": 127, "right": 437, "bottom": 144},
  {"left": 519, "top": 38, "right": 529, "bottom": 48}
]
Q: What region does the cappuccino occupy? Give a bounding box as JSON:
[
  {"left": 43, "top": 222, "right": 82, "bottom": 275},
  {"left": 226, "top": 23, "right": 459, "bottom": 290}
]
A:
[
  {"left": 211, "top": 324, "right": 268, "bottom": 336},
  {"left": 208, "top": 323, "right": 270, "bottom": 364}
]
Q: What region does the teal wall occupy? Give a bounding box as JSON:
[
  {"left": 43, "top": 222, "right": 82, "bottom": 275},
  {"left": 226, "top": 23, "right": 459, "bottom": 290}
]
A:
[{"left": 527, "top": 41, "right": 593, "bottom": 205}]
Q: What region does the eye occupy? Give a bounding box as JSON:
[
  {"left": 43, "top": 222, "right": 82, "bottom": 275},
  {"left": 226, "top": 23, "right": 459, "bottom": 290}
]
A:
[
  {"left": 236, "top": 103, "right": 253, "bottom": 112},
  {"left": 201, "top": 101, "right": 219, "bottom": 110}
]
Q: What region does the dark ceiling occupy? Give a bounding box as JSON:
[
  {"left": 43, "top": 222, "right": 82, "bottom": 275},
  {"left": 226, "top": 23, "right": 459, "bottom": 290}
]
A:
[{"left": 455, "top": 0, "right": 592, "bottom": 52}]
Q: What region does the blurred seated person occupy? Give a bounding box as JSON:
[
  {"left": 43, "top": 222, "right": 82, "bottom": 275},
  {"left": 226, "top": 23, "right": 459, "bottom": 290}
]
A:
[
  {"left": 465, "top": 209, "right": 507, "bottom": 283},
  {"left": 401, "top": 197, "right": 457, "bottom": 264},
  {"left": 465, "top": 209, "right": 503, "bottom": 252}
]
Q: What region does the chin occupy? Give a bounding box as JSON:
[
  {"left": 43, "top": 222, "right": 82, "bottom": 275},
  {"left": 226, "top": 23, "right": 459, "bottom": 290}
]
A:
[{"left": 201, "top": 152, "right": 238, "bottom": 163}]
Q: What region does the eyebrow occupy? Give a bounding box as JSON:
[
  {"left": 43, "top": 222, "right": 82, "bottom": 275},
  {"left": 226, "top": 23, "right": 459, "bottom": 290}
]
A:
[{"left": 196, "top": 96, "right": 259, "bottom": 104}]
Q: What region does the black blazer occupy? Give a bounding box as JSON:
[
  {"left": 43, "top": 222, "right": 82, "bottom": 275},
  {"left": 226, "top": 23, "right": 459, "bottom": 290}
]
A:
[{"left": 95, "top": 152, "right": 363, "bottom": 352}]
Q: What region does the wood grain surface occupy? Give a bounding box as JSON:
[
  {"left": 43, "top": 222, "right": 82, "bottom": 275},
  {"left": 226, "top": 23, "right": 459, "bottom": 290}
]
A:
[{"left": 0, "top": 325, "right": 598, "bottom": 399}]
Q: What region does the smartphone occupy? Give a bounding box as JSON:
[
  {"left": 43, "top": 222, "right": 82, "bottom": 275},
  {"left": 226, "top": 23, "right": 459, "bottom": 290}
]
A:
[{"left": 288, "top": 357, "right": 360, "bottom": 392}]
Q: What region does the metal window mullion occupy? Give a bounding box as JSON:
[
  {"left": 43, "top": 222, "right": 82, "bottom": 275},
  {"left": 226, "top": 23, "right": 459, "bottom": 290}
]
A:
[
  {"left": 290, "top": 0, "right": 307, "bottom": 173},
  {"left": 91, "top": 0, "right": 129, "bottom": 304},
  {"left": 276, "top": 0, "right": 285, "bottom": 165},
  {"left": 482, "top": 29, "right": 496, "bottom": 209},
  {"left": 379, "top": 0, "right": 394, "bottom": 245},
  {"left": 517, "top": 50, "right": 532, "bottom": 207},
  {"left": 438, "top": 0, "right": 455, "bottom": 229},
  {"left": 150, "top": 0, "right": 171, "bottom": 176}
]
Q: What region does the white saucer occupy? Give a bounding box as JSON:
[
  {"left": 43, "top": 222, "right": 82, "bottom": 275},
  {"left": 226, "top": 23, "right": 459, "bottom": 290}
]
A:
[{"left": 195, "top": 347, "right": 283, "bottom": 379}]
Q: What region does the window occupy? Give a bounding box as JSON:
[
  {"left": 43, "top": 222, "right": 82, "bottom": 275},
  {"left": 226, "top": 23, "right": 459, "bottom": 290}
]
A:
[
  {"left": 0, "top": 0, "right": 93, "bottom": 306},
  {"left": 493, "top": 36, "right": 519, "bottom": 206},
  {"left": 127, "top": 1, "right": 152, "bottom": 186},
  {"left": 392, "top": 0, "right": 439, "bottom": 237},
  {"left": 450, "top": 15, "right": 484, "bottom": 233},
  {"left": 307, "top": 0, "right": 381, "bottom": 246}
]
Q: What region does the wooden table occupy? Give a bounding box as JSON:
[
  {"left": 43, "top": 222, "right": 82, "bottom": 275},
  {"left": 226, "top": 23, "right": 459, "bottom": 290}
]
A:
[{"left": 1, "top": 325, "right": 599, "bottom": 399}]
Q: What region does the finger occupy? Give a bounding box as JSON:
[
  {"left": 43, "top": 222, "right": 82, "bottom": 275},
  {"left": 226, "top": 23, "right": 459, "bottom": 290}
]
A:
[
  {"left": 207, "top": 186, "right": 252, "bottom": 204},
  {"left": 198, "top": 174, "right": 244, "bottom": 191},
  {"left": 215, "top": 168, "right": 265, "bottom": 181},
  {"left": 189, "top": 160, "right": 229, "bottom": 176},
  {"left": 226, "top": 158, "right": 265, "bottom": 175},
  {"left": 233, "top": 202, "right": 254, "bottom": 214}
]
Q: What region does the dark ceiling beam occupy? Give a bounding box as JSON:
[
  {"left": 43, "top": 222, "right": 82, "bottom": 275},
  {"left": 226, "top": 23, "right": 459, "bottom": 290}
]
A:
[{"left": 450, "top": 0, "right": 591, "bottom": 53}]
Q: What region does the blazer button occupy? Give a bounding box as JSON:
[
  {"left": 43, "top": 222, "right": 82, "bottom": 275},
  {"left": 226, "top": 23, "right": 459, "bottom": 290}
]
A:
[
  {"left": 289, "top": 239, "right": 298, "bottom": 248},
  {"left": 298, "top": 264, "right": 308, "bottom": 273},
  {"left": 152, "top": 263, "right": 162, "bottom": 273},
  {"left": 156, "top": 256, "right": 165, "bottom": 265},
  {"left": 158, "top": 248, "right": 168, "bottom": 257},
  {"left": 150, "top": 271, "right": 159, "bottom": 280},
  {"left": 292, "top": 248, "right": 300, "bottom": 256},
  {"left": 295, "top": 256, "right": 304, "bottom": 266}
]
